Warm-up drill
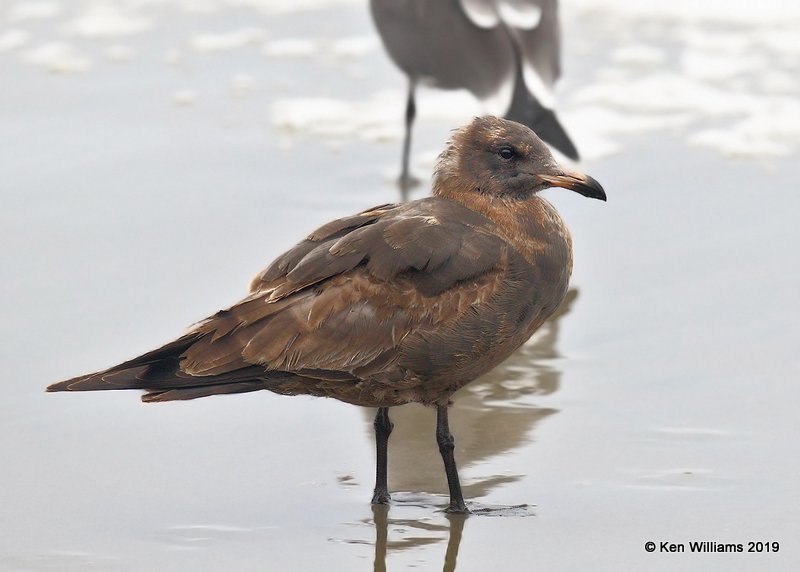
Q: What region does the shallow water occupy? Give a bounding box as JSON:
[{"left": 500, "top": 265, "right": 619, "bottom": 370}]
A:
[{"left": 2, "top": 1, "right": 799, "bottom": 570}]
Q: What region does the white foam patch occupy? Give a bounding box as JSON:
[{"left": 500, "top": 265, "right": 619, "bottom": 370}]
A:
[
  {"left": 418, "top": 88, "right": 483, "bottom": 119},
  {"left": 562, "top": 1, "right": 800, "bottom": 159},
  {"left": 737, "top": 99, "right": 800, "bottom": 142},
  {"left": 163, "top": 49, "right": 183, "bottom": 66},
  {"left": 68, "top": 4, "right": 152, "bottom": 39},
  {"left": 229, "top": 73, "right": 255, "bottom": 97},
  {"left": 105, "top": 44, "right": 134, "bottom": 62},
  {"left": 757, "top": 28, "right": 800, "bottom": 56},
  {"left": 573, "top": 71, "right": 760, "bottom": 116},
  {"left": 570, "top": 61, "right": 800, "bottom": 158},
  {"left": 565, "top": 0, "right": 800, "bottom": 26},
  {"left": 262, "top": 35, "right": 379, "bottom": 61},
  {"left": 0, "top": 29, "right": 30, "bottom": 52},
  {"left": 189, "top": 28, "right": 265, "bottom": 53},
  {"left": 8, "top": 1, "right": 60, "bottom": 21},
  {"left": 6, "top": 0, "right": 794, "bottom": 162},
  {"left": 272, "top": 93, "right": 402, "bottom": 142},
  {"left": 561, "top": 107, "right": 689, "bottom": 160},
  {"left": 680, "top": 50, "right": 765, "bottom": 83},
  {"left": 176, "top": 0, "right": 220, "bottom": 14},
  {"left": 610, "top": 44, "right": 666, "bottom": 68},
  {"left": 759, "top": 70, "right": 798, "bottom": 95},
  {"left": 679, "top": 27, "right": 752, "bottom": 54},
  {"left": 564, "top": 129, "right": 620, "bottom": 162},
  {"left": 227, "top": 0, "right": 362, "bottom": 15},
  {"left": 566, "top": 106, "right": 690, "bottom": 134},
  {"left": 688, "top": 129, "right": 790, "bottom": 158},
  {"left": 329, "top": 35, "right": 378, "bottom": 59},
  {"left": 271, "top": 90, "right": 480, "bottom": 143},
  {"left": 21, "top": 42, "right": 91, "bottom": 73},
  {"left": 262, "top": 38, "right": 317, "bottom": 58},
  {"left": 171, "top": 89, "right": 197, "bottom": 106}
]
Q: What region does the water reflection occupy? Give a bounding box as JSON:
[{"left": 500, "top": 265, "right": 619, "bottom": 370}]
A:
[
  {"left": 361, "top": 289, "right": 577, "bottom": 499},
  {"left": 364, "top": 501, "right": 534, "bottom": 571},
  {"left": 343, "top": 287, "right": 576, "bottom": 569},
  {"left": 370, "top": 504, "right": 465, "bottom": 572},
  {"left": 397, "top": 176, "right": 420, "bottom": 203}
]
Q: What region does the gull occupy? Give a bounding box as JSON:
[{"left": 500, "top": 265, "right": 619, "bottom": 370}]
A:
[{"left": 49, "top": 117, "right": 605, "bottom": 513}]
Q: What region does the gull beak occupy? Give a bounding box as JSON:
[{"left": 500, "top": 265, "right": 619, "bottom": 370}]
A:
[{"left": 539, "top": 167, "right": 607, "bottom": 201}]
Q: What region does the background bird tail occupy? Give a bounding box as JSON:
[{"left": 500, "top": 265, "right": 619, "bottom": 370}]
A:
[{"left": 504, "top": 41, "right": 579, "bottom": 161}]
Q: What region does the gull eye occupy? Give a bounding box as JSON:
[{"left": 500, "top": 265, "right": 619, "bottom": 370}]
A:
[{"left": 498, "top": 146, "right": 515, "bottom": 160}]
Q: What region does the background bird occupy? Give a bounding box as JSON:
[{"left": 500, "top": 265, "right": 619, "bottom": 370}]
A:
[
  {"left": 370, "top": 0, "right": 579, "bottom": 189},
  {"left": 48, "top": 117, "right": 604, "bottom": 513}
]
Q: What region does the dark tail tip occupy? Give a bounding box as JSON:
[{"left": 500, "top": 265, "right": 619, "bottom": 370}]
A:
[
  {"left": 536, "top": 110, "right": 580, "bottom": 161},
  {"left": 46, "top": 380, "right": 71, "bottom": 392},
  {"left": 504, "top": 57, "right": 580, "bottom": 160},
  {"left": 506, "top": 103, "right": 579, "bottom": 161}
]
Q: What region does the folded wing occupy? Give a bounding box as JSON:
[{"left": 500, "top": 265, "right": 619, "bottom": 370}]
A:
[{"left": 48, "top": 198, "right": 508, "bottom": 402}]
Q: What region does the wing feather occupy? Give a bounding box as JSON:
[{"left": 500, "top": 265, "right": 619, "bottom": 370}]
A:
[
  {"left": 181, "top": 198, "right": 507, "bottom": 381},
  {"left": 252, "top": 203, "right": 394, "bottom": 290}
]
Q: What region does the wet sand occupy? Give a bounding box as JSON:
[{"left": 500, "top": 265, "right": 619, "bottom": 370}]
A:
[{"left": 1, "top": 1, "right": 799, "bottom": 570}]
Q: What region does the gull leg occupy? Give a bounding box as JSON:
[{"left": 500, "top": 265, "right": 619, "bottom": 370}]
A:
[
  {"left": 371, "top": 407, "right": 393, "bottom": 504},
  {"left": 436, "top": 405, "right": 469, "bottom": 513}
]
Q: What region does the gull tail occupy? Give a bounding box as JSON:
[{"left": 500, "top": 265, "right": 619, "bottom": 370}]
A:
[{"left": 46, "top": 333, "right": 267, "bottom": 402}]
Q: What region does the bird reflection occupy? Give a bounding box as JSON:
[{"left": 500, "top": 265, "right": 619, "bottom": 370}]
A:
[
  {"left": 371, "top": 504, "right": 466, "bottom": 572},
  {"left": 341, "top": 289, "right": 575, "bottom": 568},
  {"left": 361, "top": 288, "right": 578, "bottom": 501}
]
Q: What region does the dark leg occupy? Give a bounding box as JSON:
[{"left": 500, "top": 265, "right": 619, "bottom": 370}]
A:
[
  {"left": 436, "top": 405, "right": 469, "bottom": 513},
  {"left": 399, "top": 79, "right": 418, "bottom": 199},
  {"left": 371, "top": 407, "right": 393, "bottom": 505}
]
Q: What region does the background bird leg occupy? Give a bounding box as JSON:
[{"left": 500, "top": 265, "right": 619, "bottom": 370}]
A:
[
  {"left": 371, "top": 407, "right": 393, "bottom": 504},
  {"left": 399, "top": 78, "right": 419, "bottom": 199},
  {"left": 436, "top": 405, "right": 469, "bottom": 513}
]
